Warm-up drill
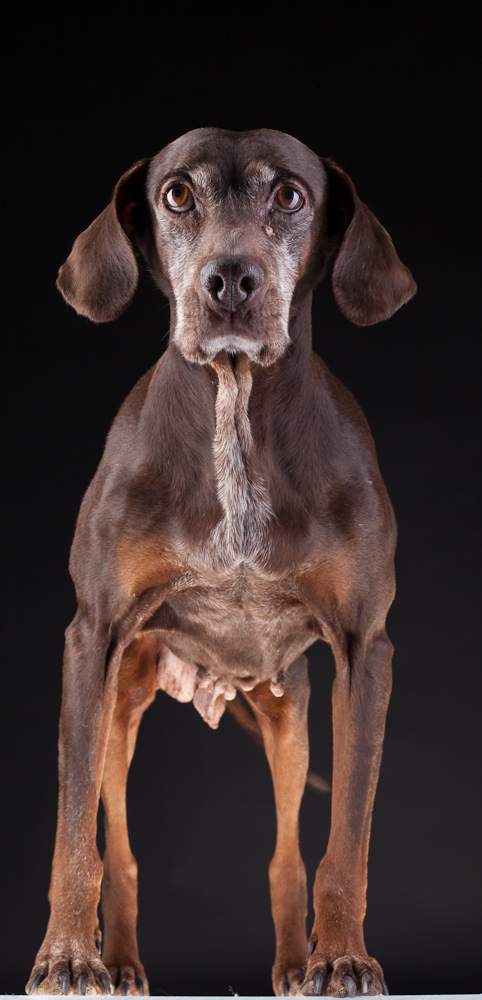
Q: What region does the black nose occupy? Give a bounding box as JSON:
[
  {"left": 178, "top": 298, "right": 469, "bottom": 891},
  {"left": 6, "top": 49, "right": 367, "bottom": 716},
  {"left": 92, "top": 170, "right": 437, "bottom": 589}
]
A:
[{"left": 200, "top": 256, "right": 264, "bottom": 312}]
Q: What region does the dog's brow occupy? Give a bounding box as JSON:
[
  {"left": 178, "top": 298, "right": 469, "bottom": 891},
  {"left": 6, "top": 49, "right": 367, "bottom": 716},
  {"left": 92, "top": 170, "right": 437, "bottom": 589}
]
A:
[
  {"left": 187, "top": 164, "right": 220, "bottom": 196},
  {"left": 154, "top": 165, "right": 219, "bottom": 202},
  {"left": 245, "top": 162, "right": 312, "bottom": 196},
  {"left": 245, "top": 162, "right": 278, "bottom": 184},
  {"left": 188, "top": 164, "right": 215, "bottom": 185},
  {"left": 162, "top": 162, "right": 291, "bottom": 199},
  {"left": 188, "top": 163, "right": 279, "bottom": 187}
]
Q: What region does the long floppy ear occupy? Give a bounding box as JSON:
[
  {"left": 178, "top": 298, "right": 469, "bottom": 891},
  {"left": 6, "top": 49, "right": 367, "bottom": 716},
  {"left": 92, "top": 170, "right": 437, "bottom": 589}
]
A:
[
  {"left": 322, "top": 159, "right": 417, "bottom": 326},
  {"left": 56, "top": 158, "right": 151, "bottom": 322}
]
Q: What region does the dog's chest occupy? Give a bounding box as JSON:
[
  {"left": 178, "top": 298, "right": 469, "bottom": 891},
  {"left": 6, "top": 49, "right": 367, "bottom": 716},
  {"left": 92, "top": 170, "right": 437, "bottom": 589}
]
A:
[{"left": 141, "top": 358, "right": 321, "bottom": 679}]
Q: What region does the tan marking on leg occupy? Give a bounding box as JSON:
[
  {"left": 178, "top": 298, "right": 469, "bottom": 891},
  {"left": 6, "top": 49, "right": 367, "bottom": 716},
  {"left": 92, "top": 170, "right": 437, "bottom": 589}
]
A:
[
  {"left": 114, "top": 541, "right": 179, "bottom": 599},
  {"left": 101, "top": 636, "right": 159, "bottom": 995},
  {"left": 245, "top": 656, "right": 310, "bottom": 996}
]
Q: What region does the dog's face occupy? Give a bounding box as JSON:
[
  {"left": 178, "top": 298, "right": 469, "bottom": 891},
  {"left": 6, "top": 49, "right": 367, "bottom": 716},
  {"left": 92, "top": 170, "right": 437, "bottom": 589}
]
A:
[
  {"left": 142, "top": 129, "right": 328, "bottom": 364},
  {"left": 56, "top": 128, "right": 416, "bottom": 352}
]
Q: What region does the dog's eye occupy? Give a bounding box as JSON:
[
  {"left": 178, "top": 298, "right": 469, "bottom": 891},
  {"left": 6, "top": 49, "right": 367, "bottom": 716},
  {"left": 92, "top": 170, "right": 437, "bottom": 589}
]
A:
[
  {"left": 165, "top": 184, "right": 194, "bottom": 212},
  {"left": 275, "top": 187, "right": 303, "bottom": 212}
]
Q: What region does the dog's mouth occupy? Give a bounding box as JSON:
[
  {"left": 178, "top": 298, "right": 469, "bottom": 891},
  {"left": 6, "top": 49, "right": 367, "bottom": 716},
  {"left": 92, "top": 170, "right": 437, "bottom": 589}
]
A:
[
  {"left": 196, "top": 331, "right": 273, "bottom": 364},
  {"left": 194, "top": 310, "right": 292, "bottom": 366},
  {"left": 172, "top": 282, "right": 293, "bottom": 367},
  {"left": 183, "top": 327, "right": 292, "bottom": 367}
]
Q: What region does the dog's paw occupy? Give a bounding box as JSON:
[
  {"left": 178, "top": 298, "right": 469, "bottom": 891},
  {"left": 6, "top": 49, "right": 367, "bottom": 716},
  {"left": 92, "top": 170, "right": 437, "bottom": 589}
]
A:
[
  {"left": 300, "top": 954, "right": 388, "bottom": 997},
  {"left": 273, "top": 964, "right": 305, "bottom": 996},
  {"left": 26, "top": 943, "right": 114, "bottom": 995},
  {"left": 106, "top": 961, "right": 149, "bottom": 996}
]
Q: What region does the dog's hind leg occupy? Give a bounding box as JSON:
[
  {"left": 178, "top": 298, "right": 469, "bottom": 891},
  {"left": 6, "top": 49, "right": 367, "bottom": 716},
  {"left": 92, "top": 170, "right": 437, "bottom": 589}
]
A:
[
  {"left": 244, "top": 655, "right": 310, "bottom": 997},
  {"left": 100, "top": 635, "right": 160, "bottom": 996}
]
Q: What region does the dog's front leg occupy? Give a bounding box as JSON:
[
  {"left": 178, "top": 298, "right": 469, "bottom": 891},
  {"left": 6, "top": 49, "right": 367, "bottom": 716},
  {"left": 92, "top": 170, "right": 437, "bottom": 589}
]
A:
[
  {"left": 301, "top": 631, "right": 393, "bottom": 998},
  {"left": 27, "top": 610, "right": 122, "bottom": 996},
  {"left": 100, "top": 635, "right": 161, "bottom": 996},
  {"left": 244, "top": 655, "right": 310, "bottom": 997}
]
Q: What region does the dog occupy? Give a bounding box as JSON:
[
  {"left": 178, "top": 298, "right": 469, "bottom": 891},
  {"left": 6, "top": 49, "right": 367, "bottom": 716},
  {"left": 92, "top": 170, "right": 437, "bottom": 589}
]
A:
[{"left": 26, "top": 128, "right": 416, "bottom": 998}]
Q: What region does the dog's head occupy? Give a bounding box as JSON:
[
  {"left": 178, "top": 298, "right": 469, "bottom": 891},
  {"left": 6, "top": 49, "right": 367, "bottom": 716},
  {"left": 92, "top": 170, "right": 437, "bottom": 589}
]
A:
[{"left": 57, "top": 128, "right": 416, "bottom": 365}]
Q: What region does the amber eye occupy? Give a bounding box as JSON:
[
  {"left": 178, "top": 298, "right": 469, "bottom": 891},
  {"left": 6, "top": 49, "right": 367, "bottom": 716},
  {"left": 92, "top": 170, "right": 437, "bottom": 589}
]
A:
[
  {"left": 275, "top": 186, "right": 303, "bottom": 212},
  {"left": 165, "top": 184, "right": 194, "bottom": 212}
]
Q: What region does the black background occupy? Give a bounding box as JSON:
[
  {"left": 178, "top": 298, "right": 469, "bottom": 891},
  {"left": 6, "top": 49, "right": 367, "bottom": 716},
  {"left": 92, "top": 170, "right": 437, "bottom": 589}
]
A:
[{"left": 2, "top": 1, "right": 481, "bottom": 996}]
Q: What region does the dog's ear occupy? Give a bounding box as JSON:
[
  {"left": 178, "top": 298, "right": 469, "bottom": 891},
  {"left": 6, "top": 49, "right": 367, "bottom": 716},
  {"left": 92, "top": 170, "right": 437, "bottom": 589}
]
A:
[
  {"left": 56, "top": 158, "right": 151, "bottom": 323},
  {"left": 322, "top": 159, "right": 417, "bottom": 326}
]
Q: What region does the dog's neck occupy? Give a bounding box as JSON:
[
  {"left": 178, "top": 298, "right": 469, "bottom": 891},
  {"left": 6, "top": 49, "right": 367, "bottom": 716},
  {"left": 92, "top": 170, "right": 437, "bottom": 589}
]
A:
[
  {"left": 154, "top": 296, "right": 316, "bottom": 556},
  {"left": 203, "top": 296, "right": 314, "bottom": 560},
  {"left": 207, "top": 351, "right": 273, "bottom": 560}
]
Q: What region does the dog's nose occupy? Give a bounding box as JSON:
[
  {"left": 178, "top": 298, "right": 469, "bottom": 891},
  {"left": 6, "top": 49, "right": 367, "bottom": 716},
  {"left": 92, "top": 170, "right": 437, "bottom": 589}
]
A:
[{"left": 200, "top": 256, "right": 264, "bottom": 312}]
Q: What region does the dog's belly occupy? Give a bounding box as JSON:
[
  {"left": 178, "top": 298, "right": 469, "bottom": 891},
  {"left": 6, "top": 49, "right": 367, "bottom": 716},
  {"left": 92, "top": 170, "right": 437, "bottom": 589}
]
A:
[
  {"left": 143, "top": 569, "right": 321, "bottom": 685},
  {"left": 141, "top": 570, "right": 321, "bottom": 729}
]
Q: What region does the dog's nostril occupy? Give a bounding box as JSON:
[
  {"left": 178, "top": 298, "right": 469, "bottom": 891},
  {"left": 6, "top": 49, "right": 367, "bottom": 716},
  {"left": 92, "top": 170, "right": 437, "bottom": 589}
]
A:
[
  {"left": 240, "top": 275, "right": 256, "bottom": 294},
  {"left": 207, "top": 273, "right": 225, "bottom": 300}
]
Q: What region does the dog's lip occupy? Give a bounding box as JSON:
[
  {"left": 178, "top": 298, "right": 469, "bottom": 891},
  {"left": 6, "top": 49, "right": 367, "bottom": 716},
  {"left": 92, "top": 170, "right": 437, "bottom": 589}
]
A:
[
  {"left": 197, "top": 331, "right": 267, "bottom": 358},
  {"left": 235, "top": 676, "right": 257, "bottom": 691},
  {"left": 201, "top": 323, "right": 262, "bottom": 343},
  {"left": 201, "top": 302, "right": 259, "bottom": 324}
]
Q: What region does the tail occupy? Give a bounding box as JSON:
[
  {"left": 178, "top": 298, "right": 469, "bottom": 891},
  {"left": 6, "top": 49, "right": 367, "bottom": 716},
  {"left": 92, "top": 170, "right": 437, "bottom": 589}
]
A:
[{"left": 226, "top": 694, "right": 331, "bottom": 793}]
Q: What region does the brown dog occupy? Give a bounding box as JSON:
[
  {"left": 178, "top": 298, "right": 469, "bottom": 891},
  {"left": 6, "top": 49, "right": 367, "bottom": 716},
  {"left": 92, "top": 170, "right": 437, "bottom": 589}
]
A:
[{"left": 27, "top": 128, "right": 416, "bottom": 998}]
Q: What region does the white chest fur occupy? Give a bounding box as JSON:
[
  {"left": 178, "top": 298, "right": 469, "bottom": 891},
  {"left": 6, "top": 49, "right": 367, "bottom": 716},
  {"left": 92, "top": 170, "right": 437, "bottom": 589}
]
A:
[
  {"left": 209, "top": 352, "right": 273, "bottom": 563},
  {"left": 156, "top": 354, "right": 285, "bottom": 727}
]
